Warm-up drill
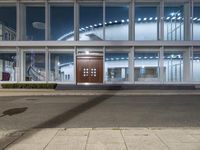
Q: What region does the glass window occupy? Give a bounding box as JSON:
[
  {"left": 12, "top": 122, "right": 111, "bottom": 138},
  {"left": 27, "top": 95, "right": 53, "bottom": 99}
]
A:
[
  {"left": 105, "top": 52, "right": 129, "bottom": 82},
  {"left": 79, "top": 5, "right": 103, "bottom": 41},
  {"left": 0, "top": 52, "right": 16, "bottom": 81},
  {"left": 164, "top": 51, "right": 183, "bottom": 82},
  {"left": 0, "top": 7, "right": 16, "bottom": 41},
  {"left": 135, "top": 6, "right": 158, "bottom": 40},
  {"left": 134, "top": 52, "right": 159, "bottom": 82},
  {"left": 193, "top": 6, "right": 200, "bottom": 40},
  {"left": 24, "top": 52, "right": 45, "bottom": 81},
  {"left": 49, "top": 52, "right": 74, "bottom": 82},
  {"left": 26, "top": 6, "right": 45, "bottom": 41},
  {"left": 193, "top": 51, "right": 200, "bottom": 81},
  {"left": 105, "top": 4, "right": 129, "bottom": 40},
  {"left": 50, "top": 6, "right": 74, "bottom": 41},
  {"left": 164, "top": 5, "right": 184, "bottom": 41}
]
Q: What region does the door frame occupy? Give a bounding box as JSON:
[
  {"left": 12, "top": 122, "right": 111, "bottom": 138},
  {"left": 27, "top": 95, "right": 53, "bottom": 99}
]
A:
[{"left": 76, "top": 55, "right": 103, "bottom": 85}]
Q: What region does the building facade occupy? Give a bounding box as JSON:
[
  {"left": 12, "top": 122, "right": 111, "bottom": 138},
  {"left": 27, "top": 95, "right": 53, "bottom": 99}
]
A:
[{"left": 0, "top": 0, "right": 200, "bottom": 85}]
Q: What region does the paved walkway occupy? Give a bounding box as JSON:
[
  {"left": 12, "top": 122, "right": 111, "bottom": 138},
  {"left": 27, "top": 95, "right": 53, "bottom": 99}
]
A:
[
  {"left": 1, "top": 128, "right": 200, "bottom": 150},
  {"left": 0, "top": 89, "right": 200, "bottom": 97}
]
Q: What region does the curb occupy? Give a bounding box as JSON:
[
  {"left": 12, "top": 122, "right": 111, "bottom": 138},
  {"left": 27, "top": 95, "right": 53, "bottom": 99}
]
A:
[{"left": 0, "top": 91, "right": 200, "bottom": 97}]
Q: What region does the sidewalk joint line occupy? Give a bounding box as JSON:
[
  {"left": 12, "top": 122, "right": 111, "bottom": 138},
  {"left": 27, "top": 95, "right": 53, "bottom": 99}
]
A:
[
  {"left": 84, "top": 129, "right": 91, "bottom": 150},
  {"left": 154, "top": 131, "right": 171, "bottom": 150},
  {"left": 120, "top": 129, "right": 128, "bottom": 150},
  {"left": 2, "top": 131, "right": 25, "bottom": 150},
  {"left": 43, "top": 129, "right": 60, "bottom": 150}
]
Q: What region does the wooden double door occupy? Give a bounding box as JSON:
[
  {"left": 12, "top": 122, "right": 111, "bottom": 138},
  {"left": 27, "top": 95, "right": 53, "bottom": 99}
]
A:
[{"left": 76, "top": 56, "right": 103, "bottom": 83}]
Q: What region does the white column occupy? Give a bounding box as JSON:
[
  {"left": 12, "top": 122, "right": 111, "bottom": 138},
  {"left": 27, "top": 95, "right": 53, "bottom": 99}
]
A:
[
  {"left": 18, "top": 3, "right": 26, "bottom": 40},
  {"left": 21, "top": 50, "right": 24, "bottom": 81},
  {"left": 129, "top": 0, "right": 134, "bottom": 41},
  {"left": 103, "top": 46, "right": 106, "bottom": 83},
  {"left": 103, "top": 0, "right": 105, "bottom": 40},
  {"left": 160, "top": 0, "right": 164, "bottom": 41},
  {"left": 74, "top": 46, "right": 77, "bottom": 84},
  {"left": 16, "top": 0, "right": 20, "bottom": 41},
  {"left": 129, "top": 47, "right": 134, "bottom": 83},
  {"left": 184, "top": 2, "right": 191, "bottom": 41},
  {"left": 190, "top": 46, "right": 193, "bottom": 81},
  {"left": 159, "top": 47, "right": 164, "bottom": 83},
  {"left": 183, "top": 48, "right": 191, "bottom": 82},
  {"left": 45, "top": 47, "right": 49, "bottom": 83},
  {"left": 16, "top": 47, "right": 21, "bottom": 82},
  {"left": 45, "top": 0, "right": 50, "bottom": 40},
  {"left": 54, "top": 56, "right": 59, "bottom": 81},
  {"left": 74, "top": 1, "right": 79, "bottom": 41},
  {"left": 191, "top": 0, "right": 194, "bottom": 41}
]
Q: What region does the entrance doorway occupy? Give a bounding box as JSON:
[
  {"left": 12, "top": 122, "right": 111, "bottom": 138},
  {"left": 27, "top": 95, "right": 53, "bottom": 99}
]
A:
[{"left": 76, "top": 56, "right": 103, "bottom": 83}]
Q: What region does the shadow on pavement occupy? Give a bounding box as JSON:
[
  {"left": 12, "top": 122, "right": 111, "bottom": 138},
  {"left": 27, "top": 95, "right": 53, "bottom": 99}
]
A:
[
  {"left": 0, "top": 87, "right": 122, "bottom": 149},
  {"left": 0, "top": 107, "right": 28, "bottom": 118}
]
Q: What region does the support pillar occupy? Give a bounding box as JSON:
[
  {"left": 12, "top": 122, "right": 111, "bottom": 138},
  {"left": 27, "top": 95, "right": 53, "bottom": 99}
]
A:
[
  {"left": 160, "top": 47, "right": 164, "bottom": 83},
  {"left": 183, "top": 48, "right": 191, "bottom": 82},
  {"left": 184, "top": 3, "right": 191, "bottom": 41}
]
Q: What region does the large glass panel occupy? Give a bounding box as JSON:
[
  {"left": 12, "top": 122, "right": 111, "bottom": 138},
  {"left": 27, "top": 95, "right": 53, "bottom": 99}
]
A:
[
  {"left": 26, "top": 7, "right": 45, "bottom": 41},
  {"left": 134, "top": 52, "right": 159, "bottom": 82},
  {"left": 0, "top": 7, "right": 16, "bottom": 41},
  {"left": 193, "top": 6, "right": 200, "bottom": 40},
  {"left": 164, "top": 51, "right": 183, "bottom": 82},
  {"left": 164, "top": 5, "right": 184, "bottom": 40},
  {"left": 193, "top": 51, "right": 200, "bottom": 81},
  {"left": 50, "top": 6, "right": 74, "bottom": 41},
  {"left": 79, "top": 5, "right": 103, "bottom": 41},
  {"left": 25, "top": 52, "right": 45, "bottom": 81},
  {"left": 105, "top": 52, "right": 129, "bottom": 82},
  {"left": 0, "top": 52, "right": 16, "bottom": 81},
  {"left": 105, "top": 4, "right": 129, "bottom": 40},
  {"left": 135, "top": 6, "right": 158, "bottom": 40},
  {"left": 49, "top": 52, "right": 74, "bottom": 82}
]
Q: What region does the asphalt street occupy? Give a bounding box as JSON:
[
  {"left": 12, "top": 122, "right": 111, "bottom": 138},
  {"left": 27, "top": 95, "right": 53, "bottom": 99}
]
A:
[{"left": 0, "top": 95, "right": 200, "bottom": 130}]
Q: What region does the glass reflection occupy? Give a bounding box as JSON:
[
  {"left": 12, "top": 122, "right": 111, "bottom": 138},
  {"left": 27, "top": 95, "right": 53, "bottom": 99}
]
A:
[
  {"left": 134, "top": 52, "right": 159, "bottom": 82},
  {"left": 193, "top": 7, "right": 200, "bottom": 40},
  {"left": 135, "top": 6, "right": 158, "bottom": 40},
  {"left": 105, "top": 52, "right": 129, "bottom": 82},
  {"left": 0, "top": 53, "right": 16, "bottom": 81},
  {"left": 25, "top": 52, "right": 45, "bottom": 81},
  {"left": 164, "top": 52, "right": 183, "bottom": 82},
  {"left": 0, "top": 7, "right": 16, "bottom": 41},
  {"left": 164, "top": 6, "right": 184, "bottom": 41},
  {"left": 193, "top": 51, "right": 200, "bottom": 81},
  {"left": 105, "top": 5, "right": 129, "bottom": 40},
  {"left": 50, "top": 6, "right": 74, "bottom": 41},
  {"left": 49, "top": 53, "right": 74, "bottom": 82},
  {"left": 26, "top": 7, "right": 45, "bottom": 41},
  {"left": 79, "top": 6, "right": 103, "bottom": 41}
]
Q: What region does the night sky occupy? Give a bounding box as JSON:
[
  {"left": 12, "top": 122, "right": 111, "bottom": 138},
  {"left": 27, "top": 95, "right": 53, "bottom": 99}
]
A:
[
  {"left": 51, "top": 6, "right": 74, "bottom": 40},
  {"left": 26, "top": 7, "right": 45, "bottom": 40},
  {"left": 0, "top": 7, "right": 16, "bottom": 30}
]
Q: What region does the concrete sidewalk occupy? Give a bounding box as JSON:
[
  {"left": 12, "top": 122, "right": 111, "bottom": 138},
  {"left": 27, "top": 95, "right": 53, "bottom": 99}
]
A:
[
  {"left": 1, "top": 128, "right": 200, "bottom": 150},
  {"left": 0, "top": 89, "right": 200, "bottom": 97}
]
